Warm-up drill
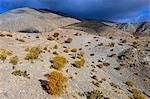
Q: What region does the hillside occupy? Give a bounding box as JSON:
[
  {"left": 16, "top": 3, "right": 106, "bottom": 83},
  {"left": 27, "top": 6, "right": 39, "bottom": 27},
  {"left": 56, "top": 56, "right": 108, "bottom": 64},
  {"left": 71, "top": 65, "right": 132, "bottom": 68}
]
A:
[
  {"left": 0, "top": 8, "right": 149, "bottom": 99},
  {"left": 0, "top": 8, "right": 80, "bottom": 33}
]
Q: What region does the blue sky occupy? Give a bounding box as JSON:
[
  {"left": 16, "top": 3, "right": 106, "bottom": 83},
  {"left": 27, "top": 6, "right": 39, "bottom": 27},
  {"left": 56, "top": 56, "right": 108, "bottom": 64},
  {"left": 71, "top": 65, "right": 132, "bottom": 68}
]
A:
[{"left": 0, "top": 0, "right": 149, "bottom": 22}]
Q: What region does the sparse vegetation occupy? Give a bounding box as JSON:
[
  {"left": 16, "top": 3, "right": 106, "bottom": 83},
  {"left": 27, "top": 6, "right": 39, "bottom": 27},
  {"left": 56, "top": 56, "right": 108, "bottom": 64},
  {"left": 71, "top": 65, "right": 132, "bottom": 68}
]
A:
[
  {"left": 65, "top": 38, "right": 73, "bottom": 43},
  {"left": 47, "top": 71, "right": 68, "bottom": 95},
  {"left": 86, "top": 90, "right": 105, "bottom": 99},
  {"left": 11, "top": 70, "right": 30, "bottom": 79},
  {"left": 52, "top": 56, "right": 67, "bottom": 70},
  {"left": 9, "top": 56, "right": 19, "bottom": 65},
  {"left": 24, "top": 46, "right": 41, "bottom": 60},
  {"left": 73, "top": 57, "right": 85, "bottom": 68}
]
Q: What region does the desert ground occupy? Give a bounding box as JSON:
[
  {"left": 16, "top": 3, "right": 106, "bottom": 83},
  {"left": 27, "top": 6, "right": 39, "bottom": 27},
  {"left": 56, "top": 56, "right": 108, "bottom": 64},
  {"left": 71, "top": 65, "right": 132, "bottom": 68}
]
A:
[{"left": 0, "top": 8, "right": 149, "bottom": 99}]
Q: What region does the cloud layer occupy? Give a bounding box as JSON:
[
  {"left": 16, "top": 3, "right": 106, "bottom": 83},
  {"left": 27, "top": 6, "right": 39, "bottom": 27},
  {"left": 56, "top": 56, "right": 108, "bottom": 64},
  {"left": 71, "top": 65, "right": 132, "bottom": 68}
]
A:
[{"left": 0, "top": 0, "right": 149, "bottom": 22}]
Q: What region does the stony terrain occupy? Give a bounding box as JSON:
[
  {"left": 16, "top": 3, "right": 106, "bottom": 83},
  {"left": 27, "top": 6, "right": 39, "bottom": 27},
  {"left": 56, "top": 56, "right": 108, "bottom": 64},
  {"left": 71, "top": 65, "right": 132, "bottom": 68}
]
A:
[{"left": 0, "top": 8, "right": 150, "bottom": 99}]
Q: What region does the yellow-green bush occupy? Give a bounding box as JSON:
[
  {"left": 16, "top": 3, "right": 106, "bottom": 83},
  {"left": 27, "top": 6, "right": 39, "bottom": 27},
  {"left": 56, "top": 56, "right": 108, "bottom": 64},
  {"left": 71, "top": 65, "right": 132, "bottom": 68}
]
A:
[
  {"left": 24, "top": 46, "right": 41, "bottom": 60},
  {"left": 65, "top": 38, "right": 73, "bottom": 43},
  {"left": 73, "top": 57, "right": 85, "bottom": 68},
  {"left": 9, "top": 56, "right": 19, "bottom": 65},
  {"left": 0, "top": 49, "right": 12, "bottom": 61},
  {"left": 52, "top": 56, "right": 67, "bottom": 70},
  {"left": 48, "top": 71, "right": 68, "bottom": 95},
  {"left": 71, "top": 48, "right": 78, "bottom": 53}
]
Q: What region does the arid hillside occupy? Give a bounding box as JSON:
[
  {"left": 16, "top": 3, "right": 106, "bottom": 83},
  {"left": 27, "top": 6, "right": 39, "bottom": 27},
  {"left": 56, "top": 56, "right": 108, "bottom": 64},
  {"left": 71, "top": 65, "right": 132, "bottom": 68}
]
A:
[{"left": 0, "top": 8, "right": 149, "bottom": 99}]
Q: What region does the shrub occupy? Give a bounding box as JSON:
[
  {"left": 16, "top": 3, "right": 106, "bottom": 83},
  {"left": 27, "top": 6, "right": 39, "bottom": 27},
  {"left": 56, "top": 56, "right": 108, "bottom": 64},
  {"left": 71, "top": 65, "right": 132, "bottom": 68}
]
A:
[
  {"left": 0, "top": 49, "right": 12, "bottom": 61},
  {"left": 65, "top": 38, "right": 73, "bottom": 43},
  {"left": 53, "top": 45, "right": 58, "bottom": 49},
  {"left": 47, "top": 36, "right": 54, "bottom": 41},
  {"left": 108, "top": 42, "right": 115, "bottom": 47},
  {"left": 9, "top": 56, "right": 19, "bottom": 65},
  {"left": 48, "top": 71, "right": 68, "bottom": 95},
  {"left": 52, "top": 56, "right": 67, "bottom": 70},
  {"left": 53, "top": 32, "right": 59, "bottom": 37},
  {"left": 86, "top": 90, "right": 104, "bottom": 99},
  {"left": 125, "top": 80, "right": 135, "bottom": 87},
  {"left": 120, "top": 39, "right": 127, "bottom": 43},
  {"left": 73, "top": 57, "right": 85, "bottom": 68},
  {"left": 16, "top": 38, "right": 25, "bottom": 42},
  {"left": 64, "top": 48, "right": 69, "bottom": 53},
  {"left": 6, "top": 34, "right": 13, "bottom": 37},
  {"left": 97, "top": 64, "right": 104, "bottom": 68},
  {"left": 131, "top": 89, "right": 147, "bottom": 99},
  {"left": 24, "top": 46, "right": 41, "bottom": 60},
  {"left": 71, "top": 48, "right": 78, "bottom": 53},
  {"left": 98, "top": 43, "right": 104, "bottom": 46}
]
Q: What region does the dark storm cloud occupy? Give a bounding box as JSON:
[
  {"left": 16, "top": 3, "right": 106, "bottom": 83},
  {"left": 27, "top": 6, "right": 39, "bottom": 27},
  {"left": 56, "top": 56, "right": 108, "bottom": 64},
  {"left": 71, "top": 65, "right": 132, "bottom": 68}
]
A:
[{"left": 0, "top": 0, "right": 149, "bottom": 22}]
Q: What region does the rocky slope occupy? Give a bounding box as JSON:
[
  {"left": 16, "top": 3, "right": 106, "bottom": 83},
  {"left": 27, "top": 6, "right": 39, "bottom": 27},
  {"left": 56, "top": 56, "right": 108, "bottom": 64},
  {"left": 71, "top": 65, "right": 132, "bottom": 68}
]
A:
[
  {"left": 0, "top": 8, "right": 149, "bottom": 99},
  {"left": 117, "top": 22, "right": 150, "bottom": 36},
  {"left": 65, "top": 21, "right": 150, "bottom": 36}
]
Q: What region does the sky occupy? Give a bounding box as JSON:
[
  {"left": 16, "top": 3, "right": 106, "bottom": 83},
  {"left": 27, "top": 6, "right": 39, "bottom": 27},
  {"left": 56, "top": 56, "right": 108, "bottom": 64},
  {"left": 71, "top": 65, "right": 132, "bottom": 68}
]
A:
[{"left": 0, "top": 0, "right": 149, "bottom": 23}]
